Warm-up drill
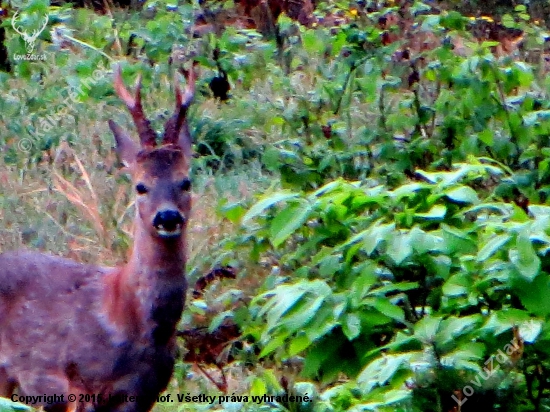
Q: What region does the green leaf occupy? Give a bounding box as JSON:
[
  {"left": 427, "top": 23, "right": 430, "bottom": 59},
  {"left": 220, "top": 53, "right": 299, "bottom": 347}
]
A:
[
  {"left": 409, "top": 227, "right": 444, "bottom": 254},
  {"left": 442, "top": 281, "right": 468, "bottom": 296},
  {"left": 480, "top": 309, "right": 533, "bottom": 335},
  {"left": 508, "top": 249, "right": 540, "bottom": 280},
  {"left": 390, "top": 183, "right": 428, "bottom": 201},
  {"left": 305, "top": 306, "right": 338, "bottom": 342},
  {"left": 445, "top": 185, "right": 480, "bottom": 204},
  {"left": 436, "top": 315, "right": 481, "bottom": 347},
  {"left": 219, "top": 202, "right": 246, "bottom": 224},
  {"left": 332, "top": 31, "right": 347, "bottom": 57},
  {"left": 515, "top": 275, "right": 550, "bottom": 316},
  {"left": 259, "top": 333, "right": 289, "bottom": 358},
  {"left": 282, "top": 295, "right": 326, "bottom": 332},
  {"left": 369, "top": 282, "right": 419, "bottom": 295},
  {"left": 289, "top": 334, "right": 312, "bottom": 356},
  {"left": 261, "top": 369, "right": 284, "bottom": 393},
  {"left": 415, "top": 204, "right": 447, "bottom": 219},
  {"left": 387, "top": 232, "right": 412, "bottom": 265},
  {"left": 358, "top": 353, "right": 415, "bottom": 392},
  {"left": 262, "top": 146, "right": 280, "bottom": 171},
  {"left": 414, "top": 316, "right": 442, "bottom": 344},
  {"left": 529, "top": 205, "right": 550, "bottom": 218},
  {"left": 509, "top": 234, "right": 540, "bottom": 280},
  {"left": 209, "top": 310, "right": 233, "bottom": 332},
  {"left": 319, "top": 255, "right": 341, "bottom": 277},
  {"left": 371, "top": 298, "right": 405, "bottom": 322},
  {"left": 361, "top": 227, "right": 391, "bottom": 255},
  {"left": 518, "top": 319, "right": 542, "bottom": 343},
  {"left": 242, "top": 191, "right": 299, "bottom": 224},
  {"left": 477, "top": 234, "right": 511, "bottom": 262},
  {"left": 383, "top": 389, "right": 412, "bottom": 405},
  {"left": 478, "top": 129, "right": 494, "bottom": 145},
  {"left": 261, "top": 286, "right": 308, "bottom": 329},
  {"left": 249, "top": 377, "right": 268, "bottom": 397},
  {"left": 342, "top": 313, "right": 361, "bottom": 340},
  {"left": 441, "top": 224, "right": 476, "bottom": 255},
  {"left": 342, "top": 220, "right": 395, "bottom": 252},
  {"left": 269, "top": 201, "right": 313, "bottom": 247},
  {"left": 302, "top": 29, "right": 324, "bottom": 54},
  {"left": 441, "top": 345, "right": 484, "bottom": 372},
  {"left": 463, "top": 202, "right": 512, "bottom": 216},
  {"left": 311, "top": 179, "right": 351, "bottom": 198},
  {"left": 428, "top": 255, "right": 452, "bottom": 279}
]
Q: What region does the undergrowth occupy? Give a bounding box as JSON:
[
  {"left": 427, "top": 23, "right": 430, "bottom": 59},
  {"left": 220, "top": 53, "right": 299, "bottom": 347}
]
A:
[{"left": 3, "top": 0, "right": 550, "bottom": 410}]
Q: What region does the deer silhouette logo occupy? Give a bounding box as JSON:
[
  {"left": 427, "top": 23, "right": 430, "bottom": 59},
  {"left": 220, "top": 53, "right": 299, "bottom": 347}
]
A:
[{"left": 11, "top": 10, "right": 49, "bottom": 54}]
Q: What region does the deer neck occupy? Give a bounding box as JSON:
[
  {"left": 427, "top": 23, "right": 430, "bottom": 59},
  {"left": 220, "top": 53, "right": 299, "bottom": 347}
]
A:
[
  {"left": 127, "top": 222, "right": 187, "bottom": 279},
  {"left": 102, "top": 220, "right": 187, "bottom": 344}
]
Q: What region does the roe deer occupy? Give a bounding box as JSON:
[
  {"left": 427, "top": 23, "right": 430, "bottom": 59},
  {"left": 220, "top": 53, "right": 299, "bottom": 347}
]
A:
[{"left": 0, "top": 65, "right": 196, "bottom": 412}]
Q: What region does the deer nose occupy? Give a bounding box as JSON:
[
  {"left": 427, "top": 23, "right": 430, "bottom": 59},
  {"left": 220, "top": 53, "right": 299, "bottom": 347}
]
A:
[{"left": 153, "top": 210, "right": 185, "bottom": 237}]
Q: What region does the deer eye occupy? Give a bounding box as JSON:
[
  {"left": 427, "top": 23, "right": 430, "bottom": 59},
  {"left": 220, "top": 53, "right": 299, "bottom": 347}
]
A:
[
  {"left": 136, "top": 183, "right": 148, "bottom": 194},
  {"left": 179, "top": 178, "right": 191, "bottom": 191}
]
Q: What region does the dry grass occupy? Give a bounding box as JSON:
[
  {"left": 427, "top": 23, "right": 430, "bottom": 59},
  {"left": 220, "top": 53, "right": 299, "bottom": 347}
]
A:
[
  {"left": 0, "top": 32, "right": 308, "bottom": 409},
  {"left": 0, "top": 68, "right": 278, "bottom": 363},
  {"left": 0, "top": 98, "right": 275, "bottom": 406}
]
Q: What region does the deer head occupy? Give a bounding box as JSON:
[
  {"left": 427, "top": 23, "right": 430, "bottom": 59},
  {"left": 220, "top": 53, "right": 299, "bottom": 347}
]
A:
[
  {"left": 109, "top": 66, "right": 196, "bottom": 241},
  {"left": 11, "top": 10, "right": 49, "bottom": 54}
]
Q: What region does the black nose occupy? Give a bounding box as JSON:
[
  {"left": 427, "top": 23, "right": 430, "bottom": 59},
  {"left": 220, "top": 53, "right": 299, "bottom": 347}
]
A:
[{"left": 153, "top": 210, "right": 184, "bottom": 232}]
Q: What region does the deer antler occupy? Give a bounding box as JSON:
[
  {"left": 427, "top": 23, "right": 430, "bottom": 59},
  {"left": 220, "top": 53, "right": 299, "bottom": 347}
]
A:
[
  {"left": 11, "top": 11, "right": 24, "bottom": 36},
  {"left": 162, "top": 64, "right": 196, "bottom": 146},
  {"left": 113, "top": 66, "right": 157, "bottom": 147},
  {"left": 33, "top": 14, "right": 49, "bottom": 41}
]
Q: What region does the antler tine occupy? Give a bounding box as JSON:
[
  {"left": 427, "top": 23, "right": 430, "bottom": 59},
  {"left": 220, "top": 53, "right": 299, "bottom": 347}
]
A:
[
  {"left": 162, "top": 64, "right": 196, "bottom": 146},
  {"left": 41, "top": 14, "right": 49, "bottom": 31},
  {"left": 113, "top": 66, "right": 157, "bottom": 148},
  {"left": 11, "top": 11, "right": 24, "bottom": 36}
]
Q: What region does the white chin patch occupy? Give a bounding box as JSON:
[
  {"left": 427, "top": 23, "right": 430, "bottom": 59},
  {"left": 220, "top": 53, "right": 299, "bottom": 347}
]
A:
[{"left": 155, "top": 224, "right": 182, "bottom": 237}]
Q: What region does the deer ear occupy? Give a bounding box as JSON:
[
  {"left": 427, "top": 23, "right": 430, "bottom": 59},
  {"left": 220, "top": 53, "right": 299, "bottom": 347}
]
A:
[{"left": 109, "top": 120, "right": 139, "bottom": 167}]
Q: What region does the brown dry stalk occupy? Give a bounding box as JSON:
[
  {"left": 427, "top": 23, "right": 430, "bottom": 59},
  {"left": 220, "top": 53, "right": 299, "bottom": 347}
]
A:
[{"left": 52, "top": 170, "right": 105, "bottom": 241}]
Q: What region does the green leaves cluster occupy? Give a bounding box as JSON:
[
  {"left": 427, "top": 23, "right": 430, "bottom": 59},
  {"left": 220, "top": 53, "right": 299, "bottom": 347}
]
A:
[
  {"left": 236, "top": 162, "right": 550, "bottom": 410},
  {"left": 250, "top": 3, "right": 550, "bottom": 200},
  {"left": 5, "top": 0, "right": 550, "bottom": 409}
]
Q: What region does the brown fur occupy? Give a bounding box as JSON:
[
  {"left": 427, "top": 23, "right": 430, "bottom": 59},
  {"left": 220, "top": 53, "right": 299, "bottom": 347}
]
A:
[{"left": 0, "top": 68, "right": 195, "bottom": 412}]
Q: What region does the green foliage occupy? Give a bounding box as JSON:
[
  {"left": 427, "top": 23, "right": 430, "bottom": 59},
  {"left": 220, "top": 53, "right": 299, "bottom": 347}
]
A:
[
  {"left": 5, "top": 0, "right": 550, "bottom": 410},
  {"left": 0, "top": 398, "right": 31, "bottom": 412},
  {"left": 233, "top": 162, "right": 550, "bottom": 410}
]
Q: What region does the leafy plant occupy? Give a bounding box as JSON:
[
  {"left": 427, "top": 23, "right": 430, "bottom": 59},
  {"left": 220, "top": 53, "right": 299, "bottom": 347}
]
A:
[{"left": 231, "top": 162, "right": 550, "bottom": 410}]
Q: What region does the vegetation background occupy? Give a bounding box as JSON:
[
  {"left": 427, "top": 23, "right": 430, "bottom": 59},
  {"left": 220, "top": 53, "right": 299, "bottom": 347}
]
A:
[{"left": 2, "top": 0, "right": 550, "bottom": 410}]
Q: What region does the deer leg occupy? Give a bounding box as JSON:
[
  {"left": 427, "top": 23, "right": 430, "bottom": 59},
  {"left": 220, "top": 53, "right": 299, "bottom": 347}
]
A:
[
  {"left": 0, "top": 367, "right": 16, "bottom": 397},
  {"left": 90, "top": 378, "right": 155, "bottom": 412},
  {"left": 92, "top": 367, "right": 172, "bottom": 412}
]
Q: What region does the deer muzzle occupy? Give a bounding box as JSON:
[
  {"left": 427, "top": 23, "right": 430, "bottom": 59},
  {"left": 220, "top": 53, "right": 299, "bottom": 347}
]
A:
[{"left": 153, "top": 209, "right": 185, "bottom": 238}]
